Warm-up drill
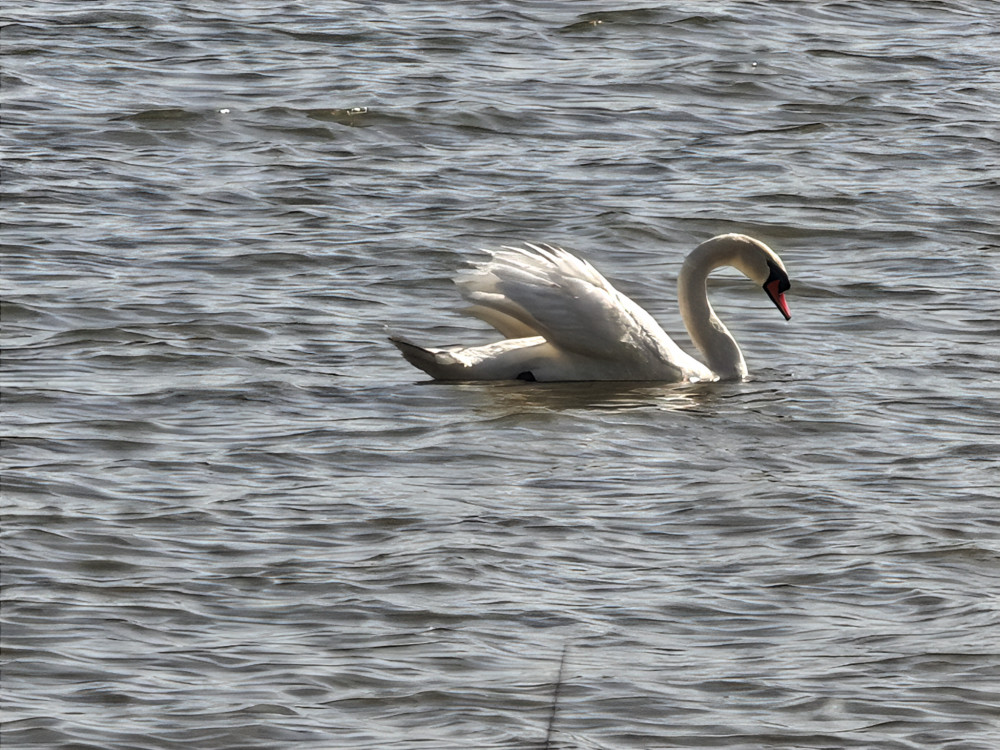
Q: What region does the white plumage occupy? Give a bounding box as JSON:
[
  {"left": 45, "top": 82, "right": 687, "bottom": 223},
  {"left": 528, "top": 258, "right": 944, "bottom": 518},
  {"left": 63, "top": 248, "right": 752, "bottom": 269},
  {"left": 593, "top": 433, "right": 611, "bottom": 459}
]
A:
[{"left": 391, "top": 234, "right": 791, "bottom": 383}]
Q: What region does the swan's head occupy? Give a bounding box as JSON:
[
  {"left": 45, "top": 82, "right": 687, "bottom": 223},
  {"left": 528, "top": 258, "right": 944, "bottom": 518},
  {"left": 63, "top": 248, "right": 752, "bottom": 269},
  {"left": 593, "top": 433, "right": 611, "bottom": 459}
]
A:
[{"left": 709, "top": 234, "right": 791, "bottom": 321}]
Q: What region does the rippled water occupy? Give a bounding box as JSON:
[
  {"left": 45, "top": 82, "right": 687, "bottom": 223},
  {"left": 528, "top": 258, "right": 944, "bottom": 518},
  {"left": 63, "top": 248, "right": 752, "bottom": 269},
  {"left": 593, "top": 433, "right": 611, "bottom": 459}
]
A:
[{"left": 3, "top": 2, "right": 999, "bottom": 748}]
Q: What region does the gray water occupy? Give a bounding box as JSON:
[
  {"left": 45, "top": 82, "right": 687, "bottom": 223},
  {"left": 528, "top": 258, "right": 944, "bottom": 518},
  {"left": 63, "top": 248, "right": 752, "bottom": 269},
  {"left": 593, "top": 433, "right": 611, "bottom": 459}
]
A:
[{"left": 2, "top": 2, "right": 999, "bottom": 748}]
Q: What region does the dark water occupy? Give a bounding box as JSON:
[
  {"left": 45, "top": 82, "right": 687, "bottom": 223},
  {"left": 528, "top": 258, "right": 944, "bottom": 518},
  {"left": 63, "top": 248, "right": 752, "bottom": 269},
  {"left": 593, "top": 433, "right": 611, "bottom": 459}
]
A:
[{"left": 2, "top": 2, "right": 999, "bottom": 748}]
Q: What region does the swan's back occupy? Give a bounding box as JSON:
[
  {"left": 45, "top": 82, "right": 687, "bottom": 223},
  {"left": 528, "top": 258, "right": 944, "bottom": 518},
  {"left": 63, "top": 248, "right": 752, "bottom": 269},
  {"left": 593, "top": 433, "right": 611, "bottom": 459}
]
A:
[{"left": 450, "top": 243, "right": 712, "bottom": 381}]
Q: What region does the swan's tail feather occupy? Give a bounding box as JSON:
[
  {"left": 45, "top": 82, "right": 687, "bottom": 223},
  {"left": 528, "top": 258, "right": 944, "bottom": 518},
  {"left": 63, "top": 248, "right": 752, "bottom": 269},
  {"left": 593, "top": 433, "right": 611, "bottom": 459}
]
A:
[
  {"left": 389, "top": 335, "right": 461, "bottom": 379},
  {"left": 390, "top": 333, "right": 554, "bottom": 380}
]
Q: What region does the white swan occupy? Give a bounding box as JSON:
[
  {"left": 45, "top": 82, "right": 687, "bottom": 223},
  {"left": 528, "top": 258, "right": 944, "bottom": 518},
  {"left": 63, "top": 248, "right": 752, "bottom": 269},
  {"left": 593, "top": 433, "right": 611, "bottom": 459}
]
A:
[{"left": 390, "top": 233, "right": 791, "bottom": 382}]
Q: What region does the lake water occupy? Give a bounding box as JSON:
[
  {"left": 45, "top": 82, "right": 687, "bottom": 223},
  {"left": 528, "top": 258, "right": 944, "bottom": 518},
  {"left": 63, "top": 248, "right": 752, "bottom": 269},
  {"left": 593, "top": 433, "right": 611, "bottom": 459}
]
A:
[{"left": 2, "top": 2, "right": 999, "bottom": 748}]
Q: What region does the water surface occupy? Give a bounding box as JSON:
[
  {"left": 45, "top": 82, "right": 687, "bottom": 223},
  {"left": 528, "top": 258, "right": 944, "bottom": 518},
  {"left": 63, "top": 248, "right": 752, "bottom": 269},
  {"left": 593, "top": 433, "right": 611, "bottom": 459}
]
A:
[{"left": 3, "top": 1, "right": 999, "bottom": 748}]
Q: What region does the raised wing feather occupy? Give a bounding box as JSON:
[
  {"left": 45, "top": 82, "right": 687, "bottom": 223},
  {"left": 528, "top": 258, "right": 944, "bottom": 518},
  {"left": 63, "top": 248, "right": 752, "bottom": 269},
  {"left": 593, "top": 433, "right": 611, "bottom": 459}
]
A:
[{"left": 456, "top": 243, "right": 689, "bottom": 367}]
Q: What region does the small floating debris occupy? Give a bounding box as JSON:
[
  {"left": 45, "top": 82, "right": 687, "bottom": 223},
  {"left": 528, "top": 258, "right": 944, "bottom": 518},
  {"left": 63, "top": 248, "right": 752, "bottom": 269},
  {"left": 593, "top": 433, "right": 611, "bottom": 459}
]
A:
[
  {"left": 560, "top": 18, "right": 605, "bottom": 31},
  {"left": 306, "top": 106, "right": 371, "bottom": 126}
]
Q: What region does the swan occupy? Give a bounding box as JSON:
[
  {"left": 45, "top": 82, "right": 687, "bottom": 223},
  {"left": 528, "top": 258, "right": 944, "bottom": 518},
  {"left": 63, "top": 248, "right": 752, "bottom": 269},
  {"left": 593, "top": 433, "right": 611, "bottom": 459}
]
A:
[{"left": 390, "top": 233, "right": 791, "bottom": 382}]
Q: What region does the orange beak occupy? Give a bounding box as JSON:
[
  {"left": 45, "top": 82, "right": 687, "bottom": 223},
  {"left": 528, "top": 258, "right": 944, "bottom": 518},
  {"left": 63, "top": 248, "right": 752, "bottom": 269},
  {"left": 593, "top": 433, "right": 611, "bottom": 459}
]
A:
[{"left": 765, "top": 279, "right": 791, "bottom": 320}]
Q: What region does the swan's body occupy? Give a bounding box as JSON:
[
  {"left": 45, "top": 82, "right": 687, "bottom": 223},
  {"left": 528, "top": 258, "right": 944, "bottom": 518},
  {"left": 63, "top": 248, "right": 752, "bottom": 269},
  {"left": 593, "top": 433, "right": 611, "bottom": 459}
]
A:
[{"left": 390, "top": 234, "right": 791, "bottom": 383}]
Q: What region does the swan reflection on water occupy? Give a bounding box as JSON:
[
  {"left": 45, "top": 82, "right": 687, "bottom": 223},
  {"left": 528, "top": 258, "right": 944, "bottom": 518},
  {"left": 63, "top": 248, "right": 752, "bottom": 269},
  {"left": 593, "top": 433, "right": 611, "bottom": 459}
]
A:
[{"left": 436, "top": 378, "right": 727, "bottom": 415}]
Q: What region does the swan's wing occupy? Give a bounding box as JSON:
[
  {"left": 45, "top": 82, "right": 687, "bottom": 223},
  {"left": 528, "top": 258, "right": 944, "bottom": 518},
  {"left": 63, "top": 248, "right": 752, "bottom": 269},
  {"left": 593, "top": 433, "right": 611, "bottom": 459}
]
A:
[
  {"left": 462, "top": 304, "right": 540, "bottom": 339},
  {"left": 456, "top": 243, "right": 687, "bottom": 365}
]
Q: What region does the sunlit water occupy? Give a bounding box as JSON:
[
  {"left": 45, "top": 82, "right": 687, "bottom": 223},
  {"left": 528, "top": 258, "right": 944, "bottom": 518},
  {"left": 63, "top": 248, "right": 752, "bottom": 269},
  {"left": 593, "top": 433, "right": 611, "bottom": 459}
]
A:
[{"left": 2, "top": 2, "right": 999, "bottom": 748}]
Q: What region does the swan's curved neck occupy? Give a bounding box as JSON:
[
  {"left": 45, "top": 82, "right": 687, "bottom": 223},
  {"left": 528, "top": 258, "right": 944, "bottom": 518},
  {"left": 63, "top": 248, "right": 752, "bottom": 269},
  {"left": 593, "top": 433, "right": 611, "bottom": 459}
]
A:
[{"left": 676, "top": 238, "right": 748, "bottom": 380}]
